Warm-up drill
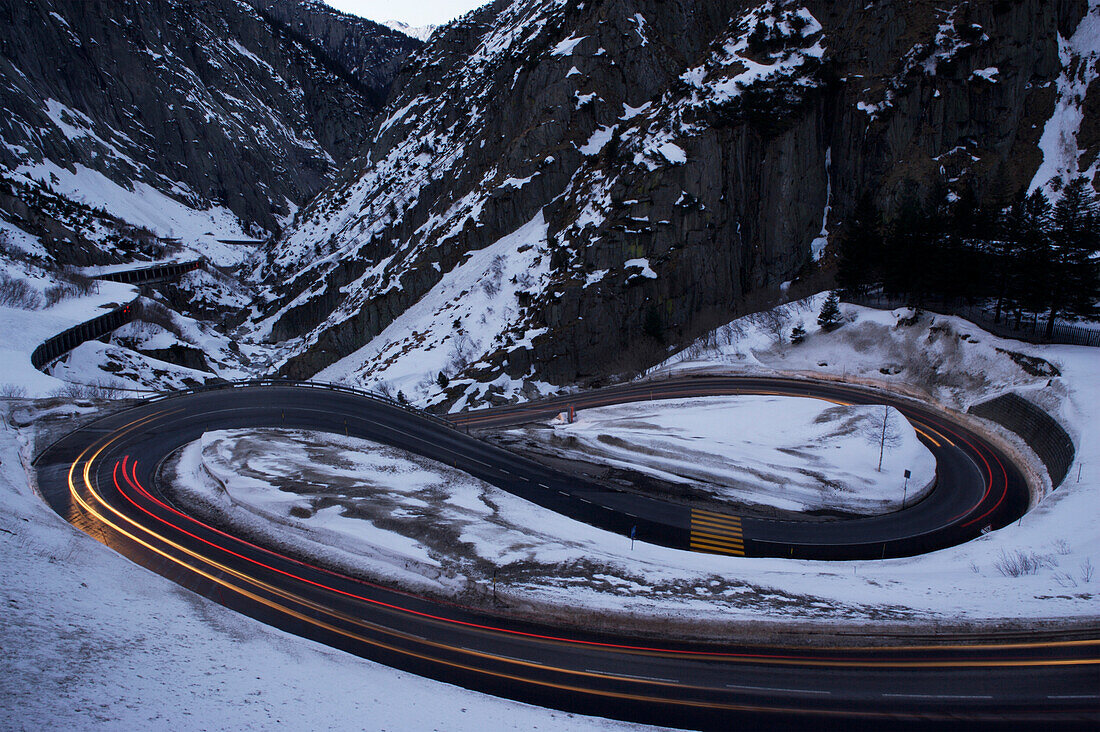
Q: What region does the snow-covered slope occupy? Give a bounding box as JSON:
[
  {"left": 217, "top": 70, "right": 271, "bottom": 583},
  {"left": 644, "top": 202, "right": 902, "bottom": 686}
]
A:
[
  {"left": 382, "top": 20, "right": 439, "bottom": 42},
  {"left": 314, "top": 210, "right": 557, "bottom": 406},
  {"left": 1030, "top": 0, "right": 1100, "bottom": 194},
  {"left": 0, "top": 0, "right": 398, "bottom": 264}
]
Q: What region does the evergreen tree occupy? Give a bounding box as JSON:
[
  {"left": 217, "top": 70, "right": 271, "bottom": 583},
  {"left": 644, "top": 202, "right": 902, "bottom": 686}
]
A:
[
  {"left": 881, "top": 183, "right": 937, "bottom": 302},
  {"left": 836, "top": 194, "right": 882, "bottom": 298},
  {"left": 790, "top": 323, "right": 807, "bottom": 344},
  {"left": 940, "top": 186, "right": 992, "bottom": 302},
  {"left": 1049, "top": 177, "right": 1100, "bottom": 334},
  {"left": 818, "top": 291, "right": 843, "bottom": 331},
  {"left": 999, "top": 189, "right": 1053, "bottom": 325},
  {"left": 643, "top": 305, "right": 664, "bottom": 342}
]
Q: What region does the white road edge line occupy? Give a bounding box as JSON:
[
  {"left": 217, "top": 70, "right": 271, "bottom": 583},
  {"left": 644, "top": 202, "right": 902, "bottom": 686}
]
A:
[
  {"left": 725, "top": 684, "right": 830, "bottom": 695},
  {"left": 482, "top": 652, "right": 545, "bottom": 667},
  {"left": 586, "top": 669, "right": 679, "bottom": 684},
  {"left": 882, "top": 693, "right": 993, "bottom": 699}
]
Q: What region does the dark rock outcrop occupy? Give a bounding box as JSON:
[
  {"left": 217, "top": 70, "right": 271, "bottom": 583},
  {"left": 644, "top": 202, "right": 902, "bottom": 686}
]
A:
[
  {"left": 253, "top": 0, "right": 1092, "bottom": 387},
  {"left": 247, "top": 0, "right": 422, "bottom": 103},
  {"left": 0, "top": 0, "right": 415, "bottom": 245}
]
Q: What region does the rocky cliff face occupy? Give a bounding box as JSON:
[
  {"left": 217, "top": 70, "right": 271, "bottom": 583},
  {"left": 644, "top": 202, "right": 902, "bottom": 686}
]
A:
[
  {"left": 253, "top": 0, "right": 1094, "bottom": 406},
  {"left": 247, "top": 0, "right": 422, "bottom": 105},
  {"left": 0, "top": 0, "right": 413, "bottom": 264}
]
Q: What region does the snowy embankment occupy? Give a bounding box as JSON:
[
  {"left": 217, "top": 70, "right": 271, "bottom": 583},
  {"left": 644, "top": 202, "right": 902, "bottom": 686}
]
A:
[
  {"left": 10, "top": 159, "right": 257, "bottom": 267},
  {"left": 47, "top": 310, "right": 256, "bottom": 393},
  {"left": 0, "top": 280, "right": 242, "bottom": 397},
  {"left": 313, "top": 211, "right": 560, "bottom": 408},
  {"left": 647, "top": 293, "right": 1060, "bottom": 413},
  {"left": 0, "top": 409, "right": 651, "bottom": 732},
  {"left": 505, "top": 396, "right": 936, "bottom": 515},
  {"left": 0, "top": 272, "right": 136, "bottom": 397}
]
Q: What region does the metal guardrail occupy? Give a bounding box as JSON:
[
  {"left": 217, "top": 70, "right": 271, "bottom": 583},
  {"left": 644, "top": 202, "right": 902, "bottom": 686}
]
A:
[{"left": 144, "top": 378, "right": 459, "bottom": 432}]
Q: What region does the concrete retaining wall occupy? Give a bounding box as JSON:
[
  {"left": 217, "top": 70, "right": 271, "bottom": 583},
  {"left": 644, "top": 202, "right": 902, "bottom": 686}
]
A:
[
  {"left": 969, "top": 393, "right": 1075, "bottom": 488},
  {"left": 30, "top": 300, "right": 138, "bottom": 369},
  {"left": 96, "top": 260, "right": 201, "bottom": 285}
]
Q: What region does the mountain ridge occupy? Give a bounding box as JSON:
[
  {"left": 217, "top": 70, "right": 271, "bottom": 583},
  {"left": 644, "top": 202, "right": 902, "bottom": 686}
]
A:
[
  {"left": 0, "top": 0, "right": 418, "bottom": 265},
  {"left": 252, "top": 0, "right": 1095, "bottom": 408}
]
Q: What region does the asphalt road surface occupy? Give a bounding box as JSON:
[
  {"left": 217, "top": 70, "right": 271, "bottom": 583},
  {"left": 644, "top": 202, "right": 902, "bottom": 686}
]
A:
[{"left": 33, "top": 378, "right": 1099, "bottom": 729}]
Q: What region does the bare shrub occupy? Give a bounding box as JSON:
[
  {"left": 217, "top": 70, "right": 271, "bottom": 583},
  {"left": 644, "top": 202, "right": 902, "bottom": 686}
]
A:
[
  {"left": 745, "top": 309, "right": 789, "bottom": 345},
  {"left": 43, "top": 285, "right": 71, "bottom": 307},
  {"left": 54, "top": 379, "right": 125, "bottom": 400},
  {"left": 447, "top": 334, "right": 477, "bottom": 374},
  {"left": 1054, "top": 539, "right": 1071, "bottom": 556},
  {"left": 0, "top": 383, "right": 28, "bottom": 398},
  {"left": 993, "top": 550, "right": 1055, "bottom": 578},
  {"left": 481, "top": 254, "right": 506, "bottom": 297},
  {"left": 0, "top": 272, "right": 42, "bottom": 309},
  {"left": 59, "top": 267, "right": 97, "bottom": 295},
  {"left": 43, "top": 267, "right": 99, "bottom": 306},
  {"left": 0, "top": 229, "right": 29, "bottom": 262},
  {"left": 1053, "top": 572, "right": 1078, "bottom": 589},
  {"left": 1082, "top": 558, "right": 1094, "bottom": 584},
  {"left": 132, "top": 298, "right": 184, "bottom": 338}
]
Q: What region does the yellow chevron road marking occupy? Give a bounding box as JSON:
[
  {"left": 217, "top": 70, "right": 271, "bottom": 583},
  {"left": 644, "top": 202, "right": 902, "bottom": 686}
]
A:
[{"left": 690, "top": 509, "right": 745, "bottom": 556}]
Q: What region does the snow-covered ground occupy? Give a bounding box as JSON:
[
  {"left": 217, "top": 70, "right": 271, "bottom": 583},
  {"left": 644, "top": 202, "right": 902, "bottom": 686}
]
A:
[
  {"left": 0, "top": 406, "right": 660, "bottom": 731},
  {"left": 650, "top": 293, "right": 1065, "bottom": 414},
  {"left": 0, "top": 267, "right": 137, "bottom": 397},
  {"left": 502, "top": 396, "right": 935, "bottom": 515},
  {"left": 10, "top": 160, "right": 258, "bottom": 267}
]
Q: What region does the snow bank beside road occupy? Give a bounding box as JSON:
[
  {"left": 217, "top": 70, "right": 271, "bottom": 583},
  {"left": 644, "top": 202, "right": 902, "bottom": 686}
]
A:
[
  {"left": 649, "top": 293, "right": 1058, "bottom": 412},
  {"left": 517, "top": 396, "right": 935, "bottom": 515}
]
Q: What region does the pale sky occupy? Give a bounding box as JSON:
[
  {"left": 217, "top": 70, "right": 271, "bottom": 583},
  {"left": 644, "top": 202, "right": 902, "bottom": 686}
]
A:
[{"left": 324, "top": 0, "right": 489, "bottom": 27}]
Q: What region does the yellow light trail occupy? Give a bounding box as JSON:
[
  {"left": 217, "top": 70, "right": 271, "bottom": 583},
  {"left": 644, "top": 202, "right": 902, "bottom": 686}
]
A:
[{"left": 61, "top": 407, "right": 1100, "bottom": 707}]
